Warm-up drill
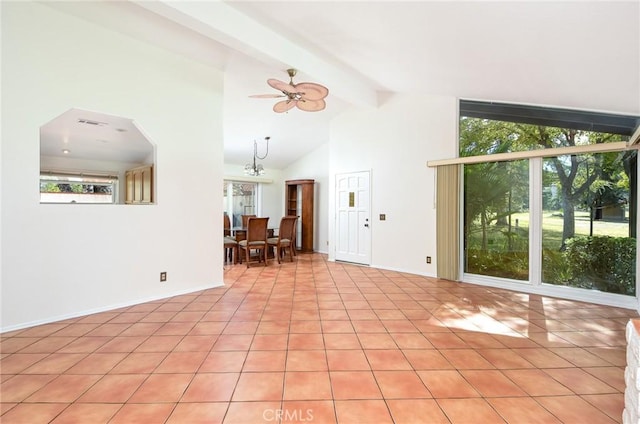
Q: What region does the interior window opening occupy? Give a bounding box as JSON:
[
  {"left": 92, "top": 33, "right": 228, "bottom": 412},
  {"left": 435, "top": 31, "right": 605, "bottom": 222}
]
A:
[{"left": 40, "top": 108, "right": 155, "bottom": 205}]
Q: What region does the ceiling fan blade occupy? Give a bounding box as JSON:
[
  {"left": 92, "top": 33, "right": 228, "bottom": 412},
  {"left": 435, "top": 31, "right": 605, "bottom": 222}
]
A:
[
  {"left": 273, "top": 99, "right": 296, "bottom": 113},
  {"left": 296, "top": 99, "right": 326, "bottom": 112},
  {"left": 294, "top": 83, "right": 329, "bottom": 101},
  {"left": 249, "top": 94, "right": 286, "bottom": 98},
  {"left": 268, "top": 78, "right": 296, "bottom": 94}
]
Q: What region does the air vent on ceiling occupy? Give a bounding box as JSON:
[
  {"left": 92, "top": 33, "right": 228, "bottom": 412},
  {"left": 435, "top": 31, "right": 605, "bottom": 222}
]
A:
[{"left": 77, "top": 119, "right": 108, "bottom": 126}]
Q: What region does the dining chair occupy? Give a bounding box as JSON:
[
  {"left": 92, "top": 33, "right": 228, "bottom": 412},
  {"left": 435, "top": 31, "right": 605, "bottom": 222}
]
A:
[
  {"left": 241, "top": 214, "right": 257, "bottom": 228},
  {"left": 223, "top": 236, "right": 238, "bottom": 265},
  {"left": 238, "top": 217, "right": 269, "bottom": 267},
  {"left": 268, "top": 216, "right": 298, "bottom": 263},
  {"left": 223, "top": 213, "right": 237, "bottom": 264},
  {"left": 236, "top": 214, "right": 256, "bottom": 243},
  {"left": 224, "top": 213, "right": 233, "bottom": 237}
]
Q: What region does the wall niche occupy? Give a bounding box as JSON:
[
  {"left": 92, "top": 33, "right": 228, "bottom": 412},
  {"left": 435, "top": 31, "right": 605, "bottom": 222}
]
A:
[{"left": 40, "top": 108, "right": 155, "bottom": 204}]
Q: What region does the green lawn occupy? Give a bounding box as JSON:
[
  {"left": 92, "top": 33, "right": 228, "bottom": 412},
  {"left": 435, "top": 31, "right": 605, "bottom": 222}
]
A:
[
  {"left": 509, "top": 210, "right": 629, "bottom": 249},
  {"left": 467, "top": 209, "right": 630, "bottom": 253}
]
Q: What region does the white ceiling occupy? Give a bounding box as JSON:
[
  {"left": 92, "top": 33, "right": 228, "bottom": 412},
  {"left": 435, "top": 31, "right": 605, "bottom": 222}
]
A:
[
  {"left": 40, "top": 108, "right": 152, "bottom": 163},
  {"left": 44, "top": 1, "right": 640, "bottom": 169}
]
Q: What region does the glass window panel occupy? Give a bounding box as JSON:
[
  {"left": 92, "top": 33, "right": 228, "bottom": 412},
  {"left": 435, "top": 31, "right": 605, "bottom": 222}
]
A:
[
  {"left": 459, "top": 100, "right": 638, "bottom": 300},
  {"left": 460, "top": 116, "right": 629, "bottom": 157},
  {"left": 542, "top": 151, "right": 636, "bottom": 295},
  {"left": 464, "top": 159, "right": 529, "bottom": 280},
  {"left": 40, "top": 173, "right": 116, "bottom": 204},
  {"left": 223, "top": 180, "right": 257, "bottom": 228}
]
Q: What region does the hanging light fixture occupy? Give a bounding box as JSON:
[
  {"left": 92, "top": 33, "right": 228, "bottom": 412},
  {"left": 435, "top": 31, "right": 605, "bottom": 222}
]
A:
[{"left": 244, "top": 136, "right": 270, "bottom": 176}]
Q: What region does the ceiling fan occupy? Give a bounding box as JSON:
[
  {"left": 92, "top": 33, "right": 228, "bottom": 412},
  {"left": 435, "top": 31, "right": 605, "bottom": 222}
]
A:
[{"left": 250, "top": 68, "right": 329, "bottom": 113}]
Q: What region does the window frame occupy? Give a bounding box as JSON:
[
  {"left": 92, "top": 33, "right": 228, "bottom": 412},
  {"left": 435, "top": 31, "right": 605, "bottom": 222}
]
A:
[
  {"left": 39, "top": 171, "right": 118, "bottom": 204},
  {"left": 461, "top": 153, "right": 637, "bottom": 309},
  {"left": 445, "top": 100, "right": 640, "bottom": 309}
]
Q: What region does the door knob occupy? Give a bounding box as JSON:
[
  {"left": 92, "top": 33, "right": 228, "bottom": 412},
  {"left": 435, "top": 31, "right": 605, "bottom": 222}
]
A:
[{"left": 364, "top": 223, "right": 369, "bottom": 227}]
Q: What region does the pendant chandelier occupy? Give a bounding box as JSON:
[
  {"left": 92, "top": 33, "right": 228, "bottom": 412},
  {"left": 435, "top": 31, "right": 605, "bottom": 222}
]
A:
[{"left": 244, "top": 136, "right": 270, "bottom": 176}]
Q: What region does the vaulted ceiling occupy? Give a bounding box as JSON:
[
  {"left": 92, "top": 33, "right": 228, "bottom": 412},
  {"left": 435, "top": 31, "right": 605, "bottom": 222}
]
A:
[{"left": 44, "top": 1, "right": 640, "bottom": 169}]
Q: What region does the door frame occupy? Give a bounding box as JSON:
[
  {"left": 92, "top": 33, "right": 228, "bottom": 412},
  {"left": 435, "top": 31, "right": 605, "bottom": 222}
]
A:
[{"left": 333, "top": 170, "right": 372, "bottom": 265}]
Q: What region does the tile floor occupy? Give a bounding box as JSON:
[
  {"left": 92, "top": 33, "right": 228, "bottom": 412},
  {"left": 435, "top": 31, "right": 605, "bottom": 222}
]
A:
[{"left": 0, "top": 253, "right": 636, "bottom": 423}]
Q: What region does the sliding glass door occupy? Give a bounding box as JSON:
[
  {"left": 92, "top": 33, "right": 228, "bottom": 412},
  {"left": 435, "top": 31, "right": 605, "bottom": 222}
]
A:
[
  {"left": 542, "top": 151, "right": 636, "bottom": 295},
  {"left": 223, "top": 181, "right": 258, "bottom": 228},
  {"left": 459, "top": 101, "right": 638, "bottom": 302},
  {"left": 464, "top": 159, "right": 529, "bottom": 280},
  {"left": 462, "top": 150, "right": 636, "bottom": 299}
]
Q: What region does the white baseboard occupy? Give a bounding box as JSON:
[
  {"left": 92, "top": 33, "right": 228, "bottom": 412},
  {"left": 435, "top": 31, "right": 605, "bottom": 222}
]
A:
[{"left": 1, "top": 281, "right": 225, "bottom": 334}]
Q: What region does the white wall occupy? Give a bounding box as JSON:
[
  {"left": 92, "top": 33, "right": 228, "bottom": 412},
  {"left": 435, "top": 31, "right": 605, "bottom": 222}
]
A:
[
  {"left": 1, "top": 3, "right": 224, "bottom": 331},
  {"left": 329, "top": 94, "right": 457, "bottom": 276},
  {"left": 283, "top": 142, "right": 330, "bottom": 253}
]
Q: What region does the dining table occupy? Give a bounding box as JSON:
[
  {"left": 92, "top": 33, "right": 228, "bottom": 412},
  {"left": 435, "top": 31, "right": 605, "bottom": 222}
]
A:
[{"left": 231, "top": 226, "right": 277, "bottom": 241}]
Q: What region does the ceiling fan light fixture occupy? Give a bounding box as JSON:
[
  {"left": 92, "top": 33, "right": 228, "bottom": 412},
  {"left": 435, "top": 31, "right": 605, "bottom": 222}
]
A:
[
  {"left": 293, "top": 83, "right": 329, "bottom": 101},
  {"left": 251, "top": 68, "right": 329, "bottom": 113}
]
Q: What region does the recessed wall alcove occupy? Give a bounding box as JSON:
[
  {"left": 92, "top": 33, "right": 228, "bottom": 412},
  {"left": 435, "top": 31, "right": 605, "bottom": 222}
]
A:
[{"left": 39, "top": 108, "right": 156, "bottom": 204}]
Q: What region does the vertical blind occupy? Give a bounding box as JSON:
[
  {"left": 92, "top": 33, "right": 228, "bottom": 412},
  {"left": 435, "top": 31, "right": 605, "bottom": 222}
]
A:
[{"left": 436, "top": 164, "right": 460, "bottom": 281}]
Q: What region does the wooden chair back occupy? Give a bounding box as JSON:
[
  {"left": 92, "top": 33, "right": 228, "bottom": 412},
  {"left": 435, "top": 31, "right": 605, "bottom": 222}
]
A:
[
  {"left": 268, "top": 216, "right": 298, "bottom": 263},
  {"left": 246, "top": 217, "right": 268, "bottom": 243},
  {"left": 238, "top": 217, "right": 269, "bottom": 266},
  {"left": 279, "top": 216, "right": 298, "bottom": 244},
  {"left": 223, "top": 213, "right": 231, "bottom": 236},
  {"left": 242, "top": 214, "right": 257, "bottom": 228}
]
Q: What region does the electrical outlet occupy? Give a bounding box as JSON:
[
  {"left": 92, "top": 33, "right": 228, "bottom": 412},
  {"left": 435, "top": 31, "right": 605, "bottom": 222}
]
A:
[
  {"left": 426, "top": 256, "right": 431, "bottom": 264},
  {"left": 160, "top": 272, "right": 167, "bottom": 282}
]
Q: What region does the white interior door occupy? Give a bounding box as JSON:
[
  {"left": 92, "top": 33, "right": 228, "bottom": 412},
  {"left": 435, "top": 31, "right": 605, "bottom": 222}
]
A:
[{"left": 335, "top": 171, "right": 371, "bottom": 265}]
